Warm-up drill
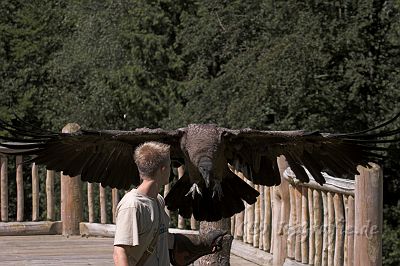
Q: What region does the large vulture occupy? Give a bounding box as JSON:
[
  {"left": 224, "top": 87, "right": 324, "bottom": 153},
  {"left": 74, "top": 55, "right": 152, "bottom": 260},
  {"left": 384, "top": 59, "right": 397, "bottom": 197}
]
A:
[{"left": 0, "top": 114, "right": 399, "bottom": 221}]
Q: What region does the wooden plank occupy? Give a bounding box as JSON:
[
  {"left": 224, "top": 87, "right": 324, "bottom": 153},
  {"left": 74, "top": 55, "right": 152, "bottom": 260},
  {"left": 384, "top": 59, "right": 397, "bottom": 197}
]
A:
[
  {"left": 235, "top": 210, "right": 244, "bottom": 241},
  {"left": 354, "top": 164, "right": 382, "bottom": 266},
  {"left": 99, "top": 184, "right": 107, "bottom": 224},
  {"left": 87, "top": 183, "right": 94, "bottom": 223},
  {"left": 46, "top": 170, "right": 55, "bottom": 221},
  {"left": 258, "top": 185, "right": 264, "bottom": 250},
  {"left": 32, "top": 163, "right": 40, "bottom": 221},
  {"left": 1, "top": 156, "right": 8, "bottom": 222},
  {"left": 190, "top": 215, "right": 198, "bottom": 230},
  {"left": 235, "top": 168, "right": 246, "bottom": 241},
  {"left": 0, "top": 235, "right": 252, "bottom": 266},
  {"left": 0, "top": 157, "right": 1, "bottom": 219},
  {"left": 346, "top": 195, "right": 355, "bottom": 266},
  {"left": 283, "top": 168, "right": 355, "bottom": 196},
  {"left": 327, "top": 192, "right": 335, "bottom": 266},
  {"left": 269, "top": 188, "right": 273, "bottom": 253},
  {"left": 321, "top": 191, "right": 328, "bottom": 266},
  {"left": 313, "top": 189, "right": 323, "bottom": 266},
  {"left": 231, "top": 215, "right": 235, "bottom": 236},
  {"left": 254, "top": 184, "right": 260, "bottom": 248},
  {"left": 294, "top": 186, "right": 302, "bottom": 261},
  {"left": 0, "top": 235, "right": 114, "bottom": 266},
  {"left": 343, "top": 195, "right": 348, "bottom": 266},
  {"left": 177, "top": 166, "right": 185, "bottom": 229},
  {"left": 272, "top": 156, "right": 290, "bottom": 265},
  {"left": 80, "top": 222, "right": 116, "bottom": 238},
  {"left": 112, "top": 188, "right": 119, "bottom": 224},
  {"left": 243, "top": 175, "right": 248, "bottom": 243},
  {"left": 287, "top": 184, "right": 296, "bottom": 259},
  {"left": 231, "top": 239, "right": 273, "bottom": 266},
  {"left": 334, "top": 193, "right": 345, "bottom": 266},
  {"left": 0, "top": 158, "right": 1, "bottom": 219},
  {"left": 233, "top": 165, "right": 243, "bottom": 241},
  {"left": 263, "top": 186, "right": 271, "bottom": 251},
  {"left": 283, "top": 258, "right": 311, "bottom": 266},
  {"left": 308, "top": 188, "right": 315, "bottom": 264},
  {"left": 0, "top": 221, "right": 62, "bottom": 235},
  {"left": 16, "top": 155, "right": 24, "bottom": 222},
  {"left": 80, "top": 223, "right": 203, "bottom": 238},
  {"left": 246, "top": 179, "right": 255, "bottom": 245},
  {"left": 301, "top": 186, "right": 309, "bottom": 264},
  {"left": 61, "top": 123, "right": 83, "bottom": 235}
]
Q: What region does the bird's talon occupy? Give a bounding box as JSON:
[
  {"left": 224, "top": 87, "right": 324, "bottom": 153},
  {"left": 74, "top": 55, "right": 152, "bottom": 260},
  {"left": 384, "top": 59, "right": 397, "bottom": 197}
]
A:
[
  {"left": 185, "top": 183, "right": 202, "bottom": 199},
  {"left": 212, "top": 182, "right": 224, "bottom": 200}
]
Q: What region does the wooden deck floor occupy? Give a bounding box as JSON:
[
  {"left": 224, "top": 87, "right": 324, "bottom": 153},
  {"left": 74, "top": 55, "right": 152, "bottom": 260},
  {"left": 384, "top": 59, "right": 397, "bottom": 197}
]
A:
[{"left": 0, "top": 235, "right": 257, "bottom": 265}]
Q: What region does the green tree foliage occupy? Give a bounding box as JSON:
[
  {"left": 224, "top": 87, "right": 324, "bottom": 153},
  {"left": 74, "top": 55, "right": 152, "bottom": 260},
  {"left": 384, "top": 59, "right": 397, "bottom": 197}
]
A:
[
  {"left": 43, "top": 0, "right": 186, "bottom": 130},
  {"left": 0, "top": 0, "right": 71, "bottom": 127},
  {"left": 167, "top": 0, "right": 400, "bottom": 131}
]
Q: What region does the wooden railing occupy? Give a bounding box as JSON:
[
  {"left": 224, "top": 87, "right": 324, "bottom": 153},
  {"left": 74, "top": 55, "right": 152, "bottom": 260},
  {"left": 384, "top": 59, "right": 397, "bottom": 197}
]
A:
[
  {"left": 0, "top": 154, "right": 198, "bottom": 233},
  {"left": 0, "top": 154, "right": 382, "bottom": 266}
]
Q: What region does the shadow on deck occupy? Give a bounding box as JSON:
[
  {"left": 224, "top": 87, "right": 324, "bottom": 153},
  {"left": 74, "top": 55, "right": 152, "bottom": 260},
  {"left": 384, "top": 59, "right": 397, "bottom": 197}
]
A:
[{"left": 0, "top": 235, "right": 256, "bottom": 265}]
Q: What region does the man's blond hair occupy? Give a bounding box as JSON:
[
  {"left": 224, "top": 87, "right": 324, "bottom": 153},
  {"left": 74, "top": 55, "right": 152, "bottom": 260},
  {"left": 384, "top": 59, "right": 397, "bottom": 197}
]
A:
[{"left": 134, "top": 141, "right": 170, "bottom": 178}]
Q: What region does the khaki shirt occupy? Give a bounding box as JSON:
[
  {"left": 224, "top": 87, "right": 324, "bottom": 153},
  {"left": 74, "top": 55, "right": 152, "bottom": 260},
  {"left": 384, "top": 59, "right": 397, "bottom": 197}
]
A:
[{"left": 114, "top": 189, "right": 170, "bottom": 265}]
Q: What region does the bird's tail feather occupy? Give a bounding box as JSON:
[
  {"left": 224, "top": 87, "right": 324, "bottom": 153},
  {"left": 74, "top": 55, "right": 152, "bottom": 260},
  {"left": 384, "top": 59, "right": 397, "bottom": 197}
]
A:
[{"left": 164, "top": 173, "right": 193, "bottom": 219}]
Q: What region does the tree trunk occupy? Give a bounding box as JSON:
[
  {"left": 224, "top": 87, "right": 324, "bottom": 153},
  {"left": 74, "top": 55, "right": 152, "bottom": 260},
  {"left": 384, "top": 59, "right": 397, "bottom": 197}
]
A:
[{"left": 195, "top": 219, "right": 233, "bottom": 265}]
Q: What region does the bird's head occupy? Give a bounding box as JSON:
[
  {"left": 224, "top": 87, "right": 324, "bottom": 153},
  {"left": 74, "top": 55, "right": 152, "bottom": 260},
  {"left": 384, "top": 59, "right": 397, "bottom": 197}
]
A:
[
  {"left": 198, "top": 156, "right": 213, "bottom": 187},
  {"left": 183, "top": 124, "right": 226, "bottom": 187}
]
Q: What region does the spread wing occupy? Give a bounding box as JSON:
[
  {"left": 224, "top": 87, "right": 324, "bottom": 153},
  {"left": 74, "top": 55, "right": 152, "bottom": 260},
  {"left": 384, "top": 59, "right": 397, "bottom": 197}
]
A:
[
  {"left": 0, "top": 119, "right": 185, "bottom": 189},
  {"left": 222, "top": 114, "right": 400, "bottom": 186}
]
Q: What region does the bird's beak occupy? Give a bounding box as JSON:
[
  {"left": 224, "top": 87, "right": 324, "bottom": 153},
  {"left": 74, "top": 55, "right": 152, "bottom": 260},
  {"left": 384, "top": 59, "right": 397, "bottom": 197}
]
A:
[{"left": 198, "top": 157, "right": 213, "bottom": 188}]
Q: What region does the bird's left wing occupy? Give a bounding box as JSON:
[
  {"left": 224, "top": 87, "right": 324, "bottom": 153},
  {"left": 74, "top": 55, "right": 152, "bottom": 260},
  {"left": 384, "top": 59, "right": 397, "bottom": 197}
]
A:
[
  {"left": 0, "top": 119, "right": 185, "bottom": 189},
  {"left": 222, "top": 114, "right": 400, "bottom": 186}
]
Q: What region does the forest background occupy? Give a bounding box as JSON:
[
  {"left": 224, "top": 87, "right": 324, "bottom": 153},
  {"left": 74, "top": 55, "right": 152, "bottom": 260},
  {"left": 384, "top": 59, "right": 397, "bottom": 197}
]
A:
[{"left": 1, "top": 0, "right": 399, "bottom": 264}]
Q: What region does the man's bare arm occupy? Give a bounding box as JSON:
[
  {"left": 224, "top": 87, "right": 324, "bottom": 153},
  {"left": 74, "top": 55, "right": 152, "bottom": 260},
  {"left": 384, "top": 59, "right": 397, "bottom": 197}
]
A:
[
  {"left": 114, "top": 245, "right": 141, "bottom": 266},
  {"left": 113, "top": 245, "right": 129, "bottom": 266}
]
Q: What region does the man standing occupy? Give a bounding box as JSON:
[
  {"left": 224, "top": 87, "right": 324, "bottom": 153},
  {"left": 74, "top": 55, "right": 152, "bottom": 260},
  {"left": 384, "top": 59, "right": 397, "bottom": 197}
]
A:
[{"left": 113, "top": 141, "right": 225, "bottom": 266}]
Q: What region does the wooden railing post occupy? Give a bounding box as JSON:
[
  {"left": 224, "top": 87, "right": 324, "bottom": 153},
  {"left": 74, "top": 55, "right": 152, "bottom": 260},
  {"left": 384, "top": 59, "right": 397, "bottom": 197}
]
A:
[
  {"left": 1, "top": 156, "right": 8, "bottom": 221},
  {"left": 16, "top": 155, "right": 24, "bottom": 222},
  {"left": 46, "top": 170, "right": 55, "bottom": 221},
  {"left": 346, "top": 194, "right": 355, "bottom": 265},
  {"left": 354, "top": 163, "right": 382, "bottom": 266},
  {"left": 87, "top": 183, "right": 94, "bottom": 223},
  {"left": 32, "top": 163, "right": 39, "bottom": 221},
  {"left": 273, "top": 156, "right": 290, "bottom": 265},
  {"left": 112, "top": 188, "right": 119, "bottom": 224},
  {"left": 177, "top": 166, "right": 185, "bottom": 229},
  {"left": 61, "top": 123, "right": 83, "bottom": 236},
  {"left": 99, "top": 184, "right": 107, "bottom": 224},
  {"left": 264, "top": 186, "right": 272, "bottom": 251}
]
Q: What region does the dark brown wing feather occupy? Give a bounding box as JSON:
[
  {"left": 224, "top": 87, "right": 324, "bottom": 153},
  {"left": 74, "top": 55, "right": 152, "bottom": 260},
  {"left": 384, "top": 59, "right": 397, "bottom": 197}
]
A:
[
  {"left": 222, "top": 114, "right": 400, "bottom": 185},
  {"left": 0, "top": 120, "right": 184, "bottom": 189}
]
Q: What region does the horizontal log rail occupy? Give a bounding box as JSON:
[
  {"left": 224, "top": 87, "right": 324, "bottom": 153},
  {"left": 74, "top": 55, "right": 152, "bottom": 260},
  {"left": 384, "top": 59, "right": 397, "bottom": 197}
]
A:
[{"left": 0, "top": 152, "right": 382, "bottom": 266}]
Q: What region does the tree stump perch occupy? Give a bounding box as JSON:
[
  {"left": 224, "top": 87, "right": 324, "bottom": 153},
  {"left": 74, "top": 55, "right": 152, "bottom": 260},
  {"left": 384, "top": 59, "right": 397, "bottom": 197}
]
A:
[{"left": 195, "top": 219, "right": 233, "bottom": 266}]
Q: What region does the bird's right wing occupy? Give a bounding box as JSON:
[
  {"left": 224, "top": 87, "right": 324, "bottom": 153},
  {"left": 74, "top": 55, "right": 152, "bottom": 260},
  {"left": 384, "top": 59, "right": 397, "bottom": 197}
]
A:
[
  {"left": 0, "top": 119, "right": 185, "bottom": 189},
  {"left": 222, "top": 113, "right": 400, "bottom": 186}
]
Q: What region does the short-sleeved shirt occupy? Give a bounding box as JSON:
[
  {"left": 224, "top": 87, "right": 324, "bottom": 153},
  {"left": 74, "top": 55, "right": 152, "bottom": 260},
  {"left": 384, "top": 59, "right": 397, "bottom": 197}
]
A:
[{"left": 114, "top": 189, "right": 170, "bottom": 266}]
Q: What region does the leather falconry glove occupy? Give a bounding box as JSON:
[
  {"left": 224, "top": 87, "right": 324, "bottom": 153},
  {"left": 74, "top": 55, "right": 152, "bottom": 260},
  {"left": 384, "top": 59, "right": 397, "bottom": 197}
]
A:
[{"left": 169, "top": 230, "right": 227, "bottom": 266}]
